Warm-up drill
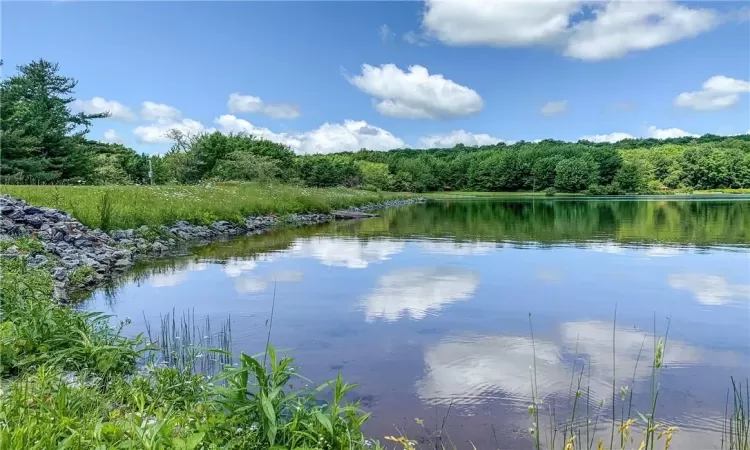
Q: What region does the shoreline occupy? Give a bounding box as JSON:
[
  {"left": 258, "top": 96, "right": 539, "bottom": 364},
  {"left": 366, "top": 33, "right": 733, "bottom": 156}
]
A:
[{"left": 0, "top": 195, "right": 423, "bottom": 301}]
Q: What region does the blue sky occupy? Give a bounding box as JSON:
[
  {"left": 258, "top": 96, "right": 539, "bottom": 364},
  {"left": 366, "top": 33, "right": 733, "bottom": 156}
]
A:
[{"left": 3, "top": 0, "right": 749, "bottom": 154}]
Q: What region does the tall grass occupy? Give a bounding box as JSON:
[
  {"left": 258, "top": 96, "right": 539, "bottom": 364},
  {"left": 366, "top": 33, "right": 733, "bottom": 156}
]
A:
[
  {"left": 143, "top": 308, "right": 233, "bottom": 375},
  {"left": 524, "top": 312, "right": 677, "bottom": 450},
  {"left": 724, "top": 378, "right": 750, "bottom": 450},
  {"left": 0, "top": 182, "right": 410, "bottom": 230}
]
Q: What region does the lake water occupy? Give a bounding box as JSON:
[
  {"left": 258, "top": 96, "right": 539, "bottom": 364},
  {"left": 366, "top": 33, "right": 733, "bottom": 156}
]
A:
[{"left": 82, "top": 197, "right": 750, "bottom": 449}]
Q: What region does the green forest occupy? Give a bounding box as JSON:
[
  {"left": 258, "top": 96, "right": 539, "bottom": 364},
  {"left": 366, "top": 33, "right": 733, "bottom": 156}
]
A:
[{"left": 3, "top": 59, "right": 750, "bottom": 194}]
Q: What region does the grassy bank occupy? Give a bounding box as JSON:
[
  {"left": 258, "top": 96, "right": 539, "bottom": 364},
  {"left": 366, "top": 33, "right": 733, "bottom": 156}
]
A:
[{"left": 0, "top": 183, "right": 410, "bottom": 231}]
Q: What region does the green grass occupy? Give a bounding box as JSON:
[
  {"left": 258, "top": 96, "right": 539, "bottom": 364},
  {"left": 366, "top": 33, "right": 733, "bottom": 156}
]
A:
[{"left": 0, "top": 182, "right": 411, "bottom": 231}]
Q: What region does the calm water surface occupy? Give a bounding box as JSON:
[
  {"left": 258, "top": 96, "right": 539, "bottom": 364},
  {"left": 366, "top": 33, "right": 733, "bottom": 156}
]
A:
[{"left": 82, "top": 198, "right": 750, "bottom": 448}]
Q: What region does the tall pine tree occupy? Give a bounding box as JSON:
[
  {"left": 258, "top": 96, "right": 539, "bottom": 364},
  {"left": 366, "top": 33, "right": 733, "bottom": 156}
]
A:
[{"left": 0, "top": 59, "right": 107, "bottom": 182}]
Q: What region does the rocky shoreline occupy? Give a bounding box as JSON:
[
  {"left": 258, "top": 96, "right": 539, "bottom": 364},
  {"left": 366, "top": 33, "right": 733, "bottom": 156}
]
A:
[{"left": 0, "top": 195, "right": 423, "bottom": 301}]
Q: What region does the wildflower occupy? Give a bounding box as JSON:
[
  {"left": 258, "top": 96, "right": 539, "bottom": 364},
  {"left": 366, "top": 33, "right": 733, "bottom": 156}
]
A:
[
  {"left": 620, "top": 385, "right": 629, "bottom": 401},
  {"left": 528, "top": 404, "right": 536, "bottom": 416},
  {"left": 415, "top": 417, "right": 424, "bottom": 426},
  {"left": 564, "top": 436, "right": 576, "bottom": 450}
]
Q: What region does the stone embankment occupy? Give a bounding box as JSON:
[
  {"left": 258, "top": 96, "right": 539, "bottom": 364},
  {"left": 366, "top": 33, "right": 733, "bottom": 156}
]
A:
[{"left": 0, "top": 195, "right": 422, "bottom": 301}]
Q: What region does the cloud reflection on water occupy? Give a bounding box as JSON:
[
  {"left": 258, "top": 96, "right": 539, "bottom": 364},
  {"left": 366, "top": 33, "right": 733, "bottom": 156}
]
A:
[
  {"left": 362, "top": 267, "right": 480, "bottom": 322},
  {"left": 150, "top": 262, "right": 208, "bottom": 287},
  {"left": 669, "top": 273, "right": 750, "bottom": 306},
  {"left": 290, "top": 238, "right": 404, "bottom": 269},
  {"left": 234, "top": 270, "right": 304, "bottom": 293},
  {"left": 418, "top": 240, "right": 498, "bottom": 256},
  {"left": 417, "top": 321, "right": 742, "bottom": 408}
]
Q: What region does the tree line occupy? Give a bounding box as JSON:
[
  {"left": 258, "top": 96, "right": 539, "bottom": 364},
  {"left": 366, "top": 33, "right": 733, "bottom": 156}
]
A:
[{"left": 2, "top": 59, "right": 749, "bottom": 193}]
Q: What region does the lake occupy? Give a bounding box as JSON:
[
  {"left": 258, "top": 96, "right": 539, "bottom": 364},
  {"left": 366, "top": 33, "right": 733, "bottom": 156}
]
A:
[{"left": 81, "top": 197, "right": 750, "bottom": 449}]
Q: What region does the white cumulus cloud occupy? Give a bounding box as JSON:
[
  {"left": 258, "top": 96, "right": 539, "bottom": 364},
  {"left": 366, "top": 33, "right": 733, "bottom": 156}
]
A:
[
  {"left": 215, "top": 115, "right": 405, "bottom": 154},
  {"left": 347, "top": 63, "right": 483, "bottom": 119},
  {"left": 362, "top": 267, "right": 480, "bottom": 322},
  {"left": 215, "top": 114, "right": 302, "bottom": 148},
  {"left": 579, "top": 132, "right": 634, "bottom": 143},
  {"left": 419, "top": 0, "right": 724, "bottom": 61},
  {"left": 299, "top": 120, "right": 405, "bottom": 153},
  {"left": 419, "top": 130, "right": 503, "bottom": 148},
  {"left": 540, "top": 101, "right": 568, "bottom": 116},
  {"left": 133, "top": 118, "right": 210, "bottom": 144},
  {"left": 647, "top": 126, "right": 699, "bottom": 139},
  {"left": 102, "top": 129, "right": 123, "bottom": 144},
  {"left": 675, "top": 75, "right": 750, "bottom": 111},
  {"left": 141, "top": 101, "right": 182, "bottom": 122},
  {"left": 72, "top": 97, "right": 136, "bottom": 121},
  {"left": 227, "top": 93, "right": 300, "bottom": 119},
  {"left": 564, "top": 0, "right": 720, "bottom": 61},
  {"left": 421, "top": 0, "right": 581, "bottom": 47}
]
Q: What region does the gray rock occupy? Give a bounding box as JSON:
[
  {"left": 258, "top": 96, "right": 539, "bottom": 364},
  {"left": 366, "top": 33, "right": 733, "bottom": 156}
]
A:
[
  {"left": 111, "top": 229, "right": 134, "bottom": 240},
  {"left": 23, "top": 206, "right": 43, "bottom": 215},
  {"left": 3, "top": 245, "right": 19, "bottom": 259},
  {"left": 151, "top": 241, "right": 168, "bottom": 253},
  {"left": 114, "top": 257, "right": 131, "bottom": 268},
  {"left": 53, "top": 282, "right": 69, "bottom": 302},
  {"left": 73, "top": 237, "right": 92, "bottom": 248},
  {"left": 52, "top": 267, "right": 67, "bottom": 281},
  {"left": 24, "top": 215, "right": 45, "bottom": 228},
  {"left": 60, "top": 257, "right": 80, "bottom": 268},
  {"left": 27, "top": 254, "right": 48, "bottom": 268},
  {"left": 6, "top": 209, "right": 24, "bottom": 220}
]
